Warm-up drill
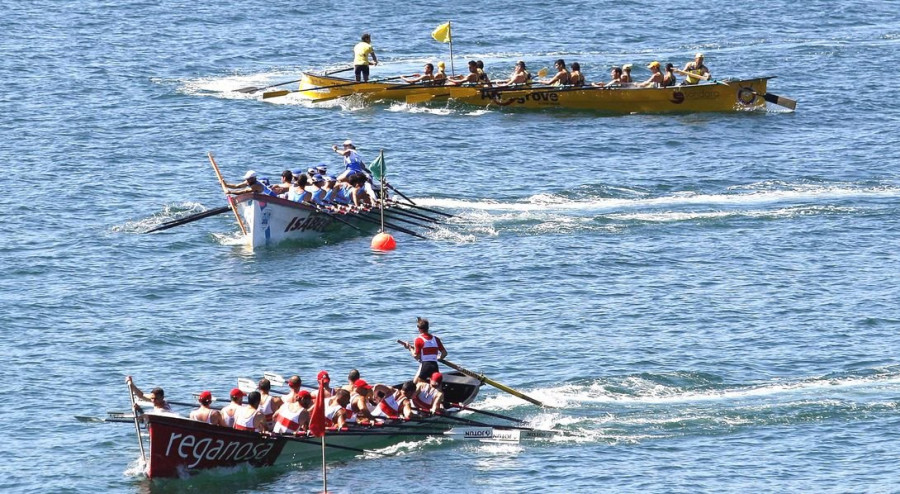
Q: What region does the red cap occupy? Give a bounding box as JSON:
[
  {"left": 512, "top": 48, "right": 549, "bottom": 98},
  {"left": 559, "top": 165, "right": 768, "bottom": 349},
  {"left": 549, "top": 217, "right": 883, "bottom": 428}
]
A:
[
  {"left": 297, "top": 390, "right": 312, "bottom": 400},
  {"left": 230, "top": 388, "right": 245, "bottom": 399},
  {"left": 430, "top": 372, "right": 443, "bottom": 383},
  {"left": 353, "top": 379, "right": 372, "bottom": 390},
  {"left": 318, "top": 371, "right": 330, "bottom": 381},
  {"left": 198, "top": 391, "right": 213, "bottom": 403}
]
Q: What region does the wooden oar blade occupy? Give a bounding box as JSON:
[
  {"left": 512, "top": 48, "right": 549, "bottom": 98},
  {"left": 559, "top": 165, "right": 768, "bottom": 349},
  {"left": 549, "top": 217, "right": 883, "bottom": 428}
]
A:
[
  {"left": 262, "top": 89, "right": 291, "bottom": 99},
  {"left": 763, "top": 92, "right": 797, "bottom": 110}
]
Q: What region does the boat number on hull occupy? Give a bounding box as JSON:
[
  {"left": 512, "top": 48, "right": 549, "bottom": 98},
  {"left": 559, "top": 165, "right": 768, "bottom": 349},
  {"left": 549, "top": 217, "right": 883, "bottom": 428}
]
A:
[
  {"left": 284, "top": 214, "right": 333, "bottom": 233},
  {"left": 480, "top": 89, "right": 559, "bottom": 106}
]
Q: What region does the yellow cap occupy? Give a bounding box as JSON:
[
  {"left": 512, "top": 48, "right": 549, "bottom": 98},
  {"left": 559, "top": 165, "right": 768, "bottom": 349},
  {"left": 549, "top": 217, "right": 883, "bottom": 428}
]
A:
[
  {"left": 437, "top": 61, "right": 445, "bottom": 68},
  {"left": 648, "top": 61, "right": 660, "bottom": 68},
  {"left": 695, "top": 52, "right": 704, "bottom": 58},
  {"left": 622, "top": 63, "right": 632, "bottom": 70}
]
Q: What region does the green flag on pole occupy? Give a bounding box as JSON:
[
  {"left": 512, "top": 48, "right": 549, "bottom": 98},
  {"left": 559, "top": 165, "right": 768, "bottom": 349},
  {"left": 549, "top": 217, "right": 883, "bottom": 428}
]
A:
[{"left": 370, "top": 151, "right": 385, "bottom": 182}]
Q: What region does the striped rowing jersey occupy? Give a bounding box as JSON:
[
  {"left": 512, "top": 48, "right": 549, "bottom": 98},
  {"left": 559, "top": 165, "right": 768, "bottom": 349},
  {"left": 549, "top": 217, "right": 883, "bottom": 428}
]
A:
[{"left": 415, "top": 334, "right": 445, "bottom": 362}]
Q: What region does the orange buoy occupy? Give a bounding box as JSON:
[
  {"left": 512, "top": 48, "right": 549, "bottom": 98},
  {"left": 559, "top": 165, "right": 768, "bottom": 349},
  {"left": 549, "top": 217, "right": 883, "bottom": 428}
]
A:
[{"left": 371, "top": 232, "right": 397, "bottom": 251}]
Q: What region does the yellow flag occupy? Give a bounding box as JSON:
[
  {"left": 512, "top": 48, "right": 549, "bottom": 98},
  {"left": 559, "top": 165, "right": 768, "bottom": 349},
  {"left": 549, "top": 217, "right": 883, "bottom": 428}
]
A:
[{"left": 432, "top": 22, "right": 451, "bottom": 43}]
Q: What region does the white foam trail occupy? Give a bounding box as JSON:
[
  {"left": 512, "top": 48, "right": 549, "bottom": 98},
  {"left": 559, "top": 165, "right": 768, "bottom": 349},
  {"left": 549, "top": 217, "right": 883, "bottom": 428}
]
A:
[{"left": 417, "top": 184, "right": 899, "bottom": 213}]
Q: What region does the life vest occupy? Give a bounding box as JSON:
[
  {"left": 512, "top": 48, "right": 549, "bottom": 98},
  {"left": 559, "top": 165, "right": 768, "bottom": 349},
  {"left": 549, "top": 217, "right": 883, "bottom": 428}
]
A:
[
  {"left": 272, "top": 405, "right": 304, "bottom": 433},
  {"left": 233, "top": 407, "right": 259, "bottom": 431},
  {"left": 684, "top": 63, "right": 707, "bottom": 85},
  {"left": 417, "top": 334, "right": 441, "bottom": 362}
]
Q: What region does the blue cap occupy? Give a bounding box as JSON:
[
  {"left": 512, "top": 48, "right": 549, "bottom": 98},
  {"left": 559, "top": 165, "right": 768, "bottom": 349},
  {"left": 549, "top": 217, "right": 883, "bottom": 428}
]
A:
[
  {"left": 312, "top": 174, "right": 325, "bottom": 183},
  {"left": 307, "top": 167, "right": 316, "bottom": 175},
  {"left": 327, "top": 175, "right": 337, "bottom": 182},
  {"left": 316, "top": 165, "right": 328, "bottom": 173},
  {"left": 292, "top": 168, "right": 304, "bottom": 176}
]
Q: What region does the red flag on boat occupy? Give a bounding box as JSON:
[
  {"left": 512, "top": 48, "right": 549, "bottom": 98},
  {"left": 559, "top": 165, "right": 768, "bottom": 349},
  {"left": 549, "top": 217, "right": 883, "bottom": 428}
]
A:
[{"left": 309, "top": 372, "right": 327, "bottom": 437}]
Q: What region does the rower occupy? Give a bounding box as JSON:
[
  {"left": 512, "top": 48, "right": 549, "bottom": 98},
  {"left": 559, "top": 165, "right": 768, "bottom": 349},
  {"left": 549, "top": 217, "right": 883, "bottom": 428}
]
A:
[
  {"left": 272, "top": 390, "right": 312, "bottom": 434},
  {"left": 220, "top": 388, "right": 244, "bottom": 428},
  {"left": 307, "top": 174, "right": 327, "bottom": 205},
  {"left": 350, "top": 172, "right": 378, "bottom": 207},
  {"left": 476, "top": 60, "right": 492, "bottom": 86},
  {"left": 343, "top": 369, "right": 361, "bottom": 392},
  {"left": 594, "top": 66, "right": 623, "bottom": 87},
  {"left": 662, "top": 63, "right": 678, "bottom": 87},
  {"left": 621, "top": 64, "right": 634, "bottom": 84},
  {"left": 257, "top": 378, "right": 283, "bottom": 431},
  {"left": 401, "top": 63, "right": 436, "bottom": 84},
  {"left": 409, "top": 317, "right": 448, "bottom": 384},
  {"left": 446, "top": 60, "right": 479, "bottom": 86},
  {"left": 353, "top": 33, "right": 378, "bottom": 82},
  {"left": 346, "top": 379, "right": 377, "bottom": 425},
  {"left": 569, "top": 62, "right": 585, "bottom": 87},
  {"left": 539, "top": 59, "right": 571, "bottom": 86},
  {"left": 288, "top": 174, "right": 310, "bottom": 203},
  {"left": 233, "top": 391, "right": 266, "bottom": 433},
  {"left": 284, "top": 375, "right": 303, "bottom": 403},
  {"left": 223, "top": 170, "right": 276, "bottom": 197},
  {"left": 313, "top": 370, "right": 335, "bottom": 399},
  {"left": 412, "top": 372, "right": 446, "bottom": 415},
  {"left": 126, "top": 376, "right": 178, "bottom": 420},
  {"left": 434, "top": 62, "right": 448, "bottom": 85},
  {"left": 638, "top": 61, "right": 664, "bottom": 88},
  {"left": 498, "top": 60, "right": 532, "bottom": 86},
  {"left": 681, "top": 52, "right": 710, "bottom": 85},
  {"left": 189, "top": 391, "right": 225, "bottom": 426},
  {"left": 371, "top": 381, "right": 415, "bottom": 420},
  {"left": 271, "top": 170, "right": 294, "bottom": 196},
  {"left": 324, "top": 389, "right": 352, "bottom": 429}
]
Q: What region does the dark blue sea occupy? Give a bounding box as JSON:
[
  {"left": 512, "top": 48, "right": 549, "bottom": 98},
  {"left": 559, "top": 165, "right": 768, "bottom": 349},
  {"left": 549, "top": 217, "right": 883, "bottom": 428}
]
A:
[{"left": 4, "top": 0, "right": 900, "bottom": 492}]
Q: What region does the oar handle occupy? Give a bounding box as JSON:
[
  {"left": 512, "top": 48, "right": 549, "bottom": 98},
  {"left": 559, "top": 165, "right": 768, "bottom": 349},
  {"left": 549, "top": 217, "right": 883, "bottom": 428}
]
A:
[
  {"left": 126, "top": 379, "right": 147, "bottom": 462},
  {"left": 672, "top": 68, "right": 710, "bottom": 80}
]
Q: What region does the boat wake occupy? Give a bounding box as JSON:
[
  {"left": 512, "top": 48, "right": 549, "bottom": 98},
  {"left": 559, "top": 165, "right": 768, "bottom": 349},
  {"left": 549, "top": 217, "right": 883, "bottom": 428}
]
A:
[
  {"left": 465, "top": 366, "right": 900, "bottom": 445},
  {"left": 413, "top": 181, "right": 900, "bottom": 236}
]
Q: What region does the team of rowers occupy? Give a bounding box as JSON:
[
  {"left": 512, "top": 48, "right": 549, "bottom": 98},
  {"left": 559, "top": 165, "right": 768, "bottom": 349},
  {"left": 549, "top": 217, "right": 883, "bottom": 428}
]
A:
[
  {"left": 398, "top": 52, "right": 712, "bottom": 89},
  {"left": 126, "top": 317, "right": 450, "bottom": 435},
  {"left": 222, "top": 139, "right": 380, "bottom": 208}
]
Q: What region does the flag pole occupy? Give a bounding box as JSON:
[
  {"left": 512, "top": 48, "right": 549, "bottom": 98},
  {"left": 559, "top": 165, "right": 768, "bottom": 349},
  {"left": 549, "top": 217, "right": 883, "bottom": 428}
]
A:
[
  {"left": 321, "top": 436, "right": 327, "bottom": 493},
  {"left": 448, "top": 21, "right": 455, "bottom": 76},
  {"left": 378, "top": 150, "right": 386, "bottom": 233}
]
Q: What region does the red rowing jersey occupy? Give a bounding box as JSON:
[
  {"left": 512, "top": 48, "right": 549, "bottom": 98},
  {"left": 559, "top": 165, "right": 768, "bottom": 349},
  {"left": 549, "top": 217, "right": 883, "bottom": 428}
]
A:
[{"left": 414, "top": 334, "right": 445, "bottom": 362}]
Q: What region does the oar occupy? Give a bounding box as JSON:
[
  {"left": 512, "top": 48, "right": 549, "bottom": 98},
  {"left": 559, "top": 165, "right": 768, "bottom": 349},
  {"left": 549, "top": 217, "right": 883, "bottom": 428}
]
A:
[
  {"left": 208, "top": 152, "right": 248, "bottom": 235},
  {"left": 758, "top": 91, "right": 797, "bottom": 110},
  {"left": 420, "top": 412, "right": 535, "bottom": 431},
  {"left": 386, "top": 198, "right": 454, "bottom": 219},
  {"left": 234, "top": 67, "right": 355, "bottom": 94},
  {"left": 263, "top": 75, "right": 405, "bottom": 99},
  {"left": 327, "top": 203, "right": 428, "bottom": 239},
  {"left": 452, "top": 403, "right": 527, "bottom": 424},
  {"left": 383, "top": 182, "right": 417, "bottom": 206},
  {"left": 405, "top": 92, "right": 450, "bottom": 104},
  {"left": 126, "top": 380, "right": 147, "bottom": 462},
  {"left": 397, "top": 340, "right": 548, "bottom": 408},
  {"left": 672, "top": 67, "right": 711, "bottom": 81},
  {"left": 382, "top": 205, "right": 441, "bottom": 224},
  {"left": 144, "top": 206, "right": 231, "bottom": 233}
]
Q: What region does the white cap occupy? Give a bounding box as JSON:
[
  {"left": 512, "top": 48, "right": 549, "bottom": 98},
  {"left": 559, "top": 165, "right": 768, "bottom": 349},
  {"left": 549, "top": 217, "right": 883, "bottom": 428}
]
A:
[
  {"left": 342, "top": 139, "right": 353, "bottom": 146},
  {"left": 243, "top": 170, "right": 257, "bottom": 179}
]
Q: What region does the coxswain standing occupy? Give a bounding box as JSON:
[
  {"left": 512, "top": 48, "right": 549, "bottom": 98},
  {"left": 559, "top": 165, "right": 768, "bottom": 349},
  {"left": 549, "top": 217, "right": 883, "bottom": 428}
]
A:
[
  {"left": 353, "top": 33, "right": 378, "bottom": 82},
  {"left": 333, "top": 140, "right": 369, "bottom": 182},
  {"left": 189, "top": 391, "right": 225, "bottom": 426},
  {"left": 126, "top": 376, "right": 178, "bottom": 420},
  {"left": 272, "top": 390, "right": 312, "bottom": 434},
  {"left": 412, "top": 372, "right": 446, "bottom": 415},
  {"left": 257, "top": 378, "right": 283, "bottom": 431},
  {"left": 220, "top": 388, "right": 244, "bottom": 428},
  {"left": 408, "top": 317, "right": 448, "bottom": 384}
]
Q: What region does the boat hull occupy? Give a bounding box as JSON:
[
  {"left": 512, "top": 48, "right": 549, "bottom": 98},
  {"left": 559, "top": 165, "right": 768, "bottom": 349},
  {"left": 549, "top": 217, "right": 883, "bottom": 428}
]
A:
[
  {"left": 298, "top": 73, "right": 772, "bottom": 113},
  {"left": 145, "top": 371, "right": 482, "bottom": 478},
  {"left": 231, "top": 193, "right": 376, "bottom": 250}
]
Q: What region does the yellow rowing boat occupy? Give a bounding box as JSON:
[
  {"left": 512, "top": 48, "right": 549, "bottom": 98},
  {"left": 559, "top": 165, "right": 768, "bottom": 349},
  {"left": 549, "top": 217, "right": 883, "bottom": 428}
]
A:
[{"left": 285, "top": 73, "right": 790, "bottom": 113}]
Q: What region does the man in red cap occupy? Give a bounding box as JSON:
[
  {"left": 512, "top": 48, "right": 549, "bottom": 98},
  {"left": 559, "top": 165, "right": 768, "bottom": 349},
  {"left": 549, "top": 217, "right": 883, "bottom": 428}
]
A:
[
  {"left": 412, "top": 372, "right": 446, "bottom": 415},
  {"left": 409, "top": 317, "right": 447, "bottom": 384},
  {"left": 272, "top": 390, "right": 313, "bottom": 434},
  {"left": 312, "top": 370, "right": 335, "bottom": 399},
  {"left": 189, "top": 391, "right": 225, "bottom": 426},
  {"left": 220, "top": 388, "right": 245, "bottom": 428},
  {"left": 347, "top": 379, "right": 377, "bottom": 425}
]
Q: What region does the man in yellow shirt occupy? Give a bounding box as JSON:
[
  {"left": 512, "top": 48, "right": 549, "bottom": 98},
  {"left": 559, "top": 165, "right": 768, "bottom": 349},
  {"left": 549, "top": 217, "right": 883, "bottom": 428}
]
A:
[{"left": 353, "top": 33, "right": 378, "bottom": 82}]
